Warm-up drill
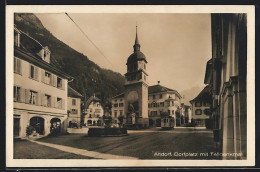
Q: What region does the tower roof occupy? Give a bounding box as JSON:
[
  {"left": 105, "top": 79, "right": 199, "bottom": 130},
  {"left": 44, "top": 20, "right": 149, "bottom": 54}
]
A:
[{"left": 127, "top": 26, "right": 147, "bottom": 65}]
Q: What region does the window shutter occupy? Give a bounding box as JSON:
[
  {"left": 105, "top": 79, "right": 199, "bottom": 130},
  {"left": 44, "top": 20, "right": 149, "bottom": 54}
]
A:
[
  {"left": 50, "top": 74, "right": 53, "bottom": 86},
  {"left": 35, "top": 67, "right": 39, "bottom": 80},
  {"left": 53, "top": 75, "right": 57, "bottom": 87},
  {"left": 62, "top": 99, "right": 65, "bottom": 110},
  {"left": 51, "top": 96, "right": 55, "bottom": 108},
  {"left": 53, "top": 96, "right": 57, "bottom": 108},
  {"left": 14, "top": 58, "right": 17, "bottom": 73},
  {"left": 41, "top": 93, "right": 45, "bottom": 106},
  {"left": 20, "top": 88, "right": 25, "bottom": 103},
  {"left": 41, "top": 69, "right": 45, "bottom": 83},
  {"left": 25, "top": 89, "right": 30, "bottom": 104},
  {"left": 36, "top": 91, "right": 41, "bottom": 106},
  {"left": 61, "top": 79, "right": 65, "bottom": 90},
  {"left": 17, "top": 59, "right": 21, "bottom": 74}
]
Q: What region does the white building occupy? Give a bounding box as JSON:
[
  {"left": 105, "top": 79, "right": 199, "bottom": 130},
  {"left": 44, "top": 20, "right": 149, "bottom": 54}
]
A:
[
  {"left": 67, "top": 85, "right": 83, "bottom": 127},
  {"left": 83, "top": 95, "right": 104, "bottom": 126},
  {"left": 189, "top": 85, "right": 211, "bottom": 127},
  {"left": 13, "top": 26, "right": 72, "bottom": 138},
  {"left": 148, "top": 82, "right": 182, "bottom": 127}
]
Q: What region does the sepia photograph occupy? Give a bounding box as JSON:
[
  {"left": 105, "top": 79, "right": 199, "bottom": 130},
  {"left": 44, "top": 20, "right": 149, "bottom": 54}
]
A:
[{"left": 6, "top": 5, "right": 255, "bottom": 167}]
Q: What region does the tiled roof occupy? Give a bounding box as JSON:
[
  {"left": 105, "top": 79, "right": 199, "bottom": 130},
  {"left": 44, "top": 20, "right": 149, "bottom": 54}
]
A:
[
  {"left": 148, "top": 84, "right": 182, "bottom": 98},
  {"left": 68, "top": 85, "right": 83, "bottom": 98},
  {"left": 190, "top": 85, "right": 211, "bottom": 103},
  {"left": 15, "top": 26, "right": 68, "bottom": 77}
]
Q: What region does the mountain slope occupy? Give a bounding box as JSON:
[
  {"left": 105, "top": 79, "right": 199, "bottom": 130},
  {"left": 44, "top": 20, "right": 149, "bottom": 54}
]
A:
[
  {"left": 14, "top": 13, "right": 125, "bottom": 105},
  {"left": 180, "top": 86, "right": 205, "bottom": 105}
]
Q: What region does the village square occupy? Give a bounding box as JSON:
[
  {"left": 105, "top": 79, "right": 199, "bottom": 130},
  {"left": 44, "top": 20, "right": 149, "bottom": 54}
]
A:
[{"left": 12, "top": 12, "right": 247, "bottom": 160}]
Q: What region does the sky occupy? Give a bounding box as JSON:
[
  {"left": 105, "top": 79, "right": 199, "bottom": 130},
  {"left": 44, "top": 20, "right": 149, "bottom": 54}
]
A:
[{"left": 35, "top": 13, "right": 211, "bottom": 93}]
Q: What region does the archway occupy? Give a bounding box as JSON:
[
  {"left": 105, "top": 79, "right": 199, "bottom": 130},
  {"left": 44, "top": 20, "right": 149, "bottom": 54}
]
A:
[
  {"left": 30, "top": 117, "right": 44, "bottom": 135},
  {"left": 87, "top": 120, "right": 92, "bottom": 126},
  {"left": 149, "top": 119, "right": 154, "bottom": 127},
  {"left": 156, "top": 119, "right": 161, "bottom": 127},
  {"left": 97, "top": 120, "right": 102, "bottom": 126},
  {"left": 50, "top": 118, "right": 61, "bottom": 133}
]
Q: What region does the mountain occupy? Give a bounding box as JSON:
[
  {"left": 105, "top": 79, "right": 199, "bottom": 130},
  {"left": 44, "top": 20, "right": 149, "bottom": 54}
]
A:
[
  {"left": 180, "top": 86, "right": 205, "bottom": 105},
  {"left": 14, "top": 13, "right": 125, "bottom": 105}
]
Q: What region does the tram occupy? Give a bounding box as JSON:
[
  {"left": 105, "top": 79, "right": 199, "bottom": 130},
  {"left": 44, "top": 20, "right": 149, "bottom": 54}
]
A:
[{"left": 161, "top": 116, "right": 174, "bottom": 129}]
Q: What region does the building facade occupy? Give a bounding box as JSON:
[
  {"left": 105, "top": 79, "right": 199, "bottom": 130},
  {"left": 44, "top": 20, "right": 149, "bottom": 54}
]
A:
[
  {"left": 83, "top": 95, "right": 104, "bottom": 127},
  {"left": 67, "top": 85, "right": 83, "bottom": 127},
  {"left": 190, "top": 86, "right": 212, "bottom": 127},
  {"left": 148, "top": 83, "right": 182, "bottom": 127},
  {"left": 13, "top": 26, "right": 71, "bottom": 138},
  {"left": 111, "top": 93, "right": 125, "bottom": 125},
  {"left": 204, "top": 14, "right": 247, "bottom": 159}
]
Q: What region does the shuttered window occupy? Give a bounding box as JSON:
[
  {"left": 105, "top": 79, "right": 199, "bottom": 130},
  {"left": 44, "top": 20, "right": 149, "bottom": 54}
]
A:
[
  {"left": 56, "top": 97, "right": 63, "bottom": 109},
  {"left": 195, "top": 109, "right": 202, "bottom": 115},
  {"left": 14, "top": 57, "right": 22, "bottom": 74},
  {"left": 57, "top": 77, "right": 62, "bottom": 89},
  {"left": 13, "top": 86, "right": 21, "bottom": 102},
  {"left": 72, "top": 99, "right": 76, "bottom": 106},
  {"left": 28, "top": 90, "right": 37, "bottom": 105},
  {"left": 29, "top": 65, "right": 39, "bottom": 80}
]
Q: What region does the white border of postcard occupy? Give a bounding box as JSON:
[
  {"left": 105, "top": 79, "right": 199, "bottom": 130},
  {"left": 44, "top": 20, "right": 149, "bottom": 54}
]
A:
[{"left": 6, "top": 5, "right": 255, "bottom": 167}]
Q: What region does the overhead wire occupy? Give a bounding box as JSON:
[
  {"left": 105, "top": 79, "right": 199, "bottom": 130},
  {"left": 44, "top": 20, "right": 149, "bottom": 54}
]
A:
[{"left": 65, "top": 12, "right": 118, "bottom": 71}]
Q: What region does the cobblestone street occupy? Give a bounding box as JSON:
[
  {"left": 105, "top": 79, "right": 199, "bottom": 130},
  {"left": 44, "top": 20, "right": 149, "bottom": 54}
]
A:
[{"left": 14, "top": 127, "right": 221, "bottom": 159}]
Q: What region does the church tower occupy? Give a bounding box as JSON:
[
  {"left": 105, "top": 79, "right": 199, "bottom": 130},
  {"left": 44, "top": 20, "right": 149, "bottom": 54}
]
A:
[{"left": 124, "top": 26, "right": 149, "bottom": 128}]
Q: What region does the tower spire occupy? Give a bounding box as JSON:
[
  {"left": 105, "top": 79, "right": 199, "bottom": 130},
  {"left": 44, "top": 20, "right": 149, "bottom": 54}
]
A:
[{"left": 133, "top": 25, "right": 141, "bottom": 52}]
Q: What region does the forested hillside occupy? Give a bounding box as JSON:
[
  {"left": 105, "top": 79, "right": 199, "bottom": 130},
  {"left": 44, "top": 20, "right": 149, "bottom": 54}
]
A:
[{"left": 14, "top": 13, "right": 125, "bottom": 105}]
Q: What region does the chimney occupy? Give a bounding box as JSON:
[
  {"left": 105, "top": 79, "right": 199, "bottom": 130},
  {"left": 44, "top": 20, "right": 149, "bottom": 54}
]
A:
[{"left": 158, "top": 81, "right": 160, "bottom": 85}]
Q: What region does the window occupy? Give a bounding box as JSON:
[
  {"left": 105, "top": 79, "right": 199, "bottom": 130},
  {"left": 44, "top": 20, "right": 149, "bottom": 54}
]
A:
[
  {"left": 168, "top": 110, "right": 170, "bottom": 115},
  {"left": 57, "top": 97, "right": 62, "bottom": 109},
  {"left": 172, "top": 101, "right": 174, "bottom": 106},
  {"left": 72, "top": 99, "right": 76, "bottom": 106},
  {"left": 204, "top": 109, "right": 211, "bottom": 115},
  {"left": 89, "top": 114, "right": 92, "bottom": 118},
  {"left": 120, "top": 111, "right": 123, "bottom": 116},
  {"left": 195, "top": 102, "right": 202, "bottom": 107},
  {"left": 195, "top": 109, "right": 202, "bottom": 115},
  {"left": 44, "top": 94, "right": 51, "bottom": 107},
  {"left": 172, "top": 110, "right": 174, "bottom": 115},
  {"left": 114, "top": 103, "right": 118, "bottom": 107},
  {"left": 114, "top": 111, "right": 117, "bottom": 118},
  {"left": 152, "top": 102, "right": 157, "bottom": 107},
  {"left": 160, "top": 102, "right": 164, "bottom": 107},
  {"left": 115, "top": 120, "right": 118, "bottom": 124},
  {"left": 151, "top": 111, "right": 157, "bottom": 116},
  {"left": 159, "top": 94, "right": 162, "bottom": 99},
  {"left": 153, "top": 95, "right": 156, "bottom": 99},
  {"left": 119, "top": 103, "right": 124, "bottom": 107},
  {"left": 44, "top": 72, "right": 51, "bottom": 85},
  {"left": 72, "top": 109, "right": 78, "bottom": 114},
  {"left": 13, "top": 86, "right": 21, "bottom": 102},
  {"left": 90, "top": 108, "right": 92, "bottom": 112},
  {"left": 14, "top": 57, "right": 22, "bottom": 74},
  {"left": 29, "top": 90, "right": 37, "bottom": 105},
  {"left": 57, "top": 77, "right": 62, "bottom": 88},
  {"left": 30, "top": 65, "right": 38, "bottom": 80}
]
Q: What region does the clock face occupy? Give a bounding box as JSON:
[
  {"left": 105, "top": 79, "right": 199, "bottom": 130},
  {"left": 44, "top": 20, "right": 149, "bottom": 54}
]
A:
[{"left": 127, "top": 91, "right": 138, "bottom": 103}]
